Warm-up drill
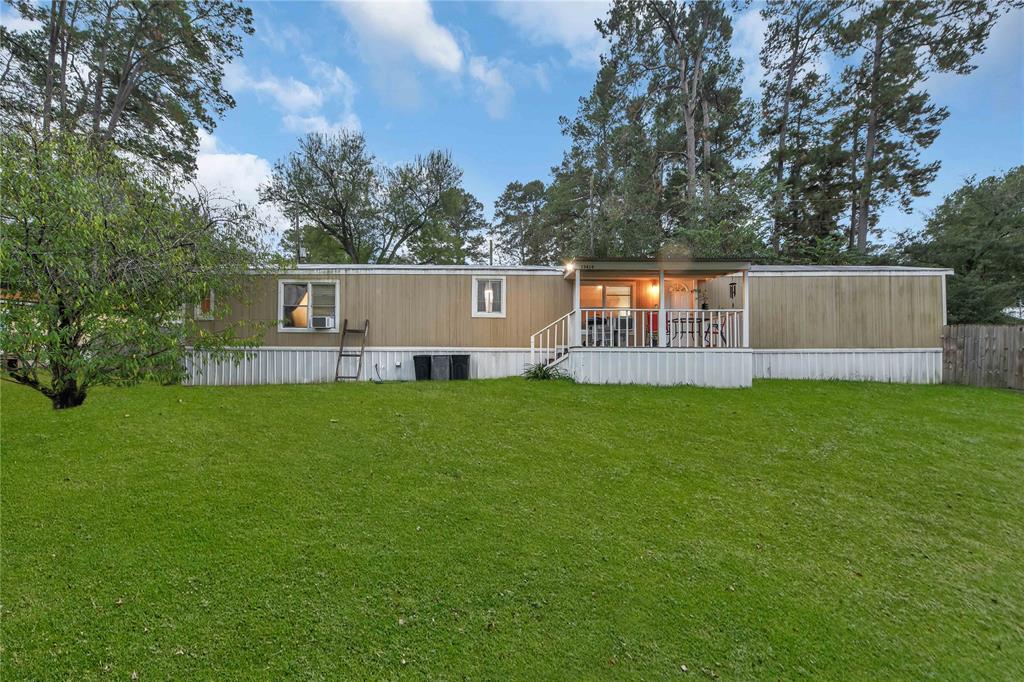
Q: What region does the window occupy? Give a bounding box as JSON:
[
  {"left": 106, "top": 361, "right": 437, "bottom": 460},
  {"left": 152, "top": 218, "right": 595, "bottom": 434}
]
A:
[
  {"left": 472, "top": 276, "right": 506, "bottom": 318},
  {"left": 580, "top": 283, "right": 632, "bottom": 308},
  {"left": 279, "top": 281, "right": 339, "bottom": 331},
  {"left": 194, "top": 291, "right": 214, "bottom": 321},
  {"left": 605, "top": 285, "right": 632, "bottom": 309}
]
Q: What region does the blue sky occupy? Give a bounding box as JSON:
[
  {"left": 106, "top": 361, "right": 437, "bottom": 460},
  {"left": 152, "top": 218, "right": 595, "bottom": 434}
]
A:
[{"left": 187, "top": 1, "right": 1023, "bottom": 241}]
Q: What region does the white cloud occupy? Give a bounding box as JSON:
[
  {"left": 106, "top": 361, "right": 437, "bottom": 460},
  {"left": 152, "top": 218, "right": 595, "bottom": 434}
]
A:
[
  {"left": 0, "top": 6, "right": 39, "bottom": 33},
  {"left": 283, "top": 113, "right": 361, "bottom": 136},
  {"left": 468, "top": 56, "right": 514, "bottom": 119},
  {"left": 333, "top": 0, "right": 463, "bottom": 73},
  {"left": 305, "top": 58, "right": 358, "bottom": 111},
  {"left": 195, "top": 131, "right": 288, "bottom": 239},
  {"left": 224, "top": 62, "right": 323, "bottom": 112},
  {"left": 196, "top": 131, "right": 271, "bottom": 208},
  {"left": 493, "top": 1, "right": 608, "bottom": 68},
  {"left": 926, "top": 7, "right": 1024, "bottom": 101},
  {"left": 332, "top": 1, "right": 534, "bottom": 117},
  {"left": 732, "top": 7, "right": 767, "bottom": 100},
  {"left": 225, "top": 59, "right": 361, "bottom": 136},
  {"left": 255, "top": 19, "right": 309, "bottom": 54}
]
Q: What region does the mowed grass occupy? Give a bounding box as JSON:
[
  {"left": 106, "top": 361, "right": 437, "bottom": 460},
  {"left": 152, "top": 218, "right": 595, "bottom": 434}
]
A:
[{"left": 1, "top": 378, "right": 1022, "bottom": 679}]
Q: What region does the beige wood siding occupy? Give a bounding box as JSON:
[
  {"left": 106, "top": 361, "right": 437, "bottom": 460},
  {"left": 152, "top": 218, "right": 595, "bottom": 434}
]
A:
[
  {"left": 749, "top": 275, "right": 944, "bottom": 348},
  {"left": 201, "top": 273, "right": 571, "bottom": 348},
  {"left": 702, "top": 274, "right": 745, "bottom": 309}
]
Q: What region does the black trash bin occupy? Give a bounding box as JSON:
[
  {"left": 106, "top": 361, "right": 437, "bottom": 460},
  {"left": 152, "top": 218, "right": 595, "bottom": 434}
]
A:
[
  {"left": 413, "top": 355, "right": 431, "bottom": 381},
  {"left": 451, "top": 354, "right": 470, "bottom": 380}
]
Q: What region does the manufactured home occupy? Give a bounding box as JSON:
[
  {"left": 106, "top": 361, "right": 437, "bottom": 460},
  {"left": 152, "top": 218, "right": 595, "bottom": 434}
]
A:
[{"left": 188, "top": 258, "right": 952, "bottom": 388}]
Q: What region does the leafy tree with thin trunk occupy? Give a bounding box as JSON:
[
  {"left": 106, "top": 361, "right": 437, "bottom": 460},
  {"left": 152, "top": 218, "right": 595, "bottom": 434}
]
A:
[
  {"left": 259, "top": 131, "right": 466, "bottom": 264},
  {"left": 0, "top": 132, "right": 270, "bottom": 409},
  {"left": 897, "top": 166, "right": 1024, "bottom": 323}
]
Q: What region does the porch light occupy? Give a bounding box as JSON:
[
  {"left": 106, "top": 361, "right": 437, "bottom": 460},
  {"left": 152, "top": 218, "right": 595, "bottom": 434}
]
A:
[{"left": 729, "top": 281, "right": 737, "bottom": 301}]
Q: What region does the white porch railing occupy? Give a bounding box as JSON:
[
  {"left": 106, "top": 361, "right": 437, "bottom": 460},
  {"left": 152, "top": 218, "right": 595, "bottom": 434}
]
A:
[
  {"left": 579, "top": 308, "right": 659, "bottom": 348},
  {"left": 577, "top": 308, "right": 745, "bottom": 349},
  {"left": 663, "top": 309, "right": 743, "bottom": 348},
  {"left": 530, "top": 311, "right": 572, "bottom": 366}
]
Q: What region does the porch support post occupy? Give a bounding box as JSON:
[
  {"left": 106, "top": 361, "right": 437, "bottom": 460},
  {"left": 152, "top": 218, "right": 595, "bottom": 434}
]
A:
[
  {"left": 573, "top": 269, "right": 581, "bottom": 346},
  {"left": 658, "top": 269, "right": 667, "bottom": 347},
  {"left": 742, "top": 270, "right": 750, "bottom": 348}
]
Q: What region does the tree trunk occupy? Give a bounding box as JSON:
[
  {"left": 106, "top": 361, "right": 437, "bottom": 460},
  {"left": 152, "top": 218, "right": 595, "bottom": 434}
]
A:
[
  {"left": 680, "top": 57, "right": 698, "bottom": 201},
  {"left": 849, "top": 127, "right": 859, "bottom": 250},
  {"left": 51, "top": 378, "right": 87, "bottom": 409},
  {"left": 700, "top": 94, "right": 711, "bottom": 198},
  {"left": 41, "top": 0, "right": 63, "bottom": 135},
  {"left": 92, "top": 5, "right": 114, "bottom": 136},
  {"left": 772, "top": 8, "right": 803, "bottom": 252},
  {"left": 56, "top": 0, "right": 72, "bottom": 130},
  {"left": 855, "top": 15, "right": 886, "bottom": 253}
]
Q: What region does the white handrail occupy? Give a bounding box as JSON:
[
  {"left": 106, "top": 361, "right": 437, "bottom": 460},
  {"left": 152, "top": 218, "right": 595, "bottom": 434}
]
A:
[{"left": 530, "top": 311, "right": 573, "bottom": 366}]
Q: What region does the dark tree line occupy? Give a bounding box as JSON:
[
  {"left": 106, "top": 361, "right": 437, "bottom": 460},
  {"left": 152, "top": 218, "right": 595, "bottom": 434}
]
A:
[{"left": 492, "top": 0, "right": 1016, "bottom": 269}]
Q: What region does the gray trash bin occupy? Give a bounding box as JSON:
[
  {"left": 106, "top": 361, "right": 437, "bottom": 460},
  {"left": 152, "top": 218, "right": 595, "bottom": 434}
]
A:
[{"left": 430, "top": 354, "right": 451, "bottom": 380}]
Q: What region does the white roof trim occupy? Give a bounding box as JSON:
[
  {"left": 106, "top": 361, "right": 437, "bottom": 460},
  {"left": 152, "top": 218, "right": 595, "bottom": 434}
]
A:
[
  {"left": 749, "top": 265, "right": 953, "bottom": 277},
  {"left": 256, "top": 263, "right": 953, "bottom": 277},
  {"left": 289, "top": 263, "right": 563, "bottom": 276}
]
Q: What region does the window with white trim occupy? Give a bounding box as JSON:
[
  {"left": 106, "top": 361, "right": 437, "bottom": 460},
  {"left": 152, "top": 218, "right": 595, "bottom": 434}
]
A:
[
  {"left": 279, "top": 281, "right": 339, "bottom": 331},
  {"left": 194, "top": 290, "right": 215, "bottom": 321},
  {"left": 471, "top": 276, "right": 506, "bottom": 318}
]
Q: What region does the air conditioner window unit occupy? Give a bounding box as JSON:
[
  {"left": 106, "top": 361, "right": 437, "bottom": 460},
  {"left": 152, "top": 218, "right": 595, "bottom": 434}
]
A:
[{"left": 312, "top": 315, "right": 334, "bottom": 329}]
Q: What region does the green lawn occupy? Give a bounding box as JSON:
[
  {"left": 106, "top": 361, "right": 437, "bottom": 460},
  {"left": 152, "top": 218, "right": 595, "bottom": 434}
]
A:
[{"left": 2, "top": 378, "right": 1022, "bottom": 679}]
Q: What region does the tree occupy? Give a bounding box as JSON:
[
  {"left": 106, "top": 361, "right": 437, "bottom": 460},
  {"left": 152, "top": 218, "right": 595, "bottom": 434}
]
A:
[
  {"left": 0, "top": 0, "right": 253, "bottom": 172},
  {"left": 404, "top": 188, "right": 488, "bottom": 265},
  {"left": 549, "top": 0, "right": 760, "bottom": 259},
  {"left": 493, "top": 180, "right": 553, "bottom": 265},
  {"left": 831, "top": 0, "right": 1012, "bottom": 252},
  {"left": 598, "top": 0, "right": 739, "bottom": 203},
  {"left": 758, "top": 0, "right": 849, "bottom": 254},
  {"left": 898, "top": 167, "right": 1024, "bottom": 323},
  {"left": 259, "top": 131, "right": 466, "bottom": 264},
  {"left": 279, "top": 221, "right": 350, "bottom": 264},
  {"left": 0, "top": 132, "right": 270, "bottom": 409}
]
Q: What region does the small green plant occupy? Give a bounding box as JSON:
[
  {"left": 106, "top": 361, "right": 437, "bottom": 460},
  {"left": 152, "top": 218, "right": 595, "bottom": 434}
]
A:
[{"left": 522, "top": 362, "right": 570, "bottom": 380}]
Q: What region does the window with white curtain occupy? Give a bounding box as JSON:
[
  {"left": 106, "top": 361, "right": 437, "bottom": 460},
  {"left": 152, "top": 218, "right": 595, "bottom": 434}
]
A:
[
  {"left": 278, "top": 280, "right": 338, "bottom": 331},
  {"left": 471, "top": 276, "right": 506, "bottom": 318}
]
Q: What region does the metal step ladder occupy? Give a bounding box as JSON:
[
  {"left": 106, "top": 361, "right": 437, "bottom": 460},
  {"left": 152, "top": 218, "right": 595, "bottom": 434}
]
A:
[{"left": 335, "top": 319, "right": 369, "bottom": 381}]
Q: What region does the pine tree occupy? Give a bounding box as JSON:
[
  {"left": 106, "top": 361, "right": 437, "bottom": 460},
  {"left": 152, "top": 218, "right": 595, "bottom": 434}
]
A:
[
  {"left": 759, "top": 0, "right": 849, "bottom": 255},
  {"left": 831, "top": 0, "right": 1011, "bottom": 252},
  {"left": 492, "top": 180, "right": 552, "bottom": 265}
]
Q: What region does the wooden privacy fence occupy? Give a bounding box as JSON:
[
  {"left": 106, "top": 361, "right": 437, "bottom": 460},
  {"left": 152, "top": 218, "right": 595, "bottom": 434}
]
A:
[{"left": 941, "top": 324, "right": 1024, "bottom": 390}]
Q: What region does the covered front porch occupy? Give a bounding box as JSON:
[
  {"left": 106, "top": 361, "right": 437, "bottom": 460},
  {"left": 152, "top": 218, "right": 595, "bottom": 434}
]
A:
[
  {"left": 530, "top": 258, "right": 752, "bottom": 387},
  {"left": 532, "top": 258, "right": 750, "bottom": 354}
]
